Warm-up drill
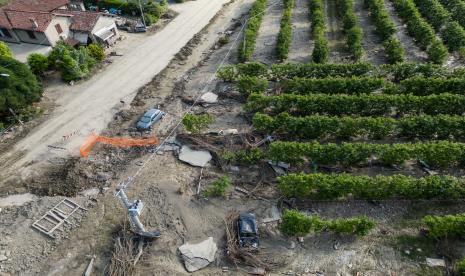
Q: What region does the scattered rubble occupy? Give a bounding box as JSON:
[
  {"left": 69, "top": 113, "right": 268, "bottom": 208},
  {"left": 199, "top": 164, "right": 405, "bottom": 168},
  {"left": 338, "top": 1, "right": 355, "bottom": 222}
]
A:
[{"left": 178, "top": 237, "right": 217, "bottom": 272}]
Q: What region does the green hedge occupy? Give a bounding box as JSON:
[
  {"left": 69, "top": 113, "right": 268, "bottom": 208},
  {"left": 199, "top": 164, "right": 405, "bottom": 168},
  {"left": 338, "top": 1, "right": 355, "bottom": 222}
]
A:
[
  {"left": 217, "top": 62, "right": 268, "bottom": 81},
  {"left": 400, "top": 77, "right": 465, "bottom": 95},
  {"left": 423, "top": 213, "right": 465, "bottom": 238},
  {"left": 283, "top": 76, "right": 386, "bottom": 94},
  {"left": 239, "top": 0, "right": 268, "bottom": 62},
  {"left": 267, "top": 141, "right": 465, "bottom": 167},
  {"left": 278, "top": 173, "right": 465, "bottom": 200},
  {"left": 277, "top": 0, "right": 295, "bottom": 60},
  {"left": 280, "top": 209, "right": 375, "bottom": 236},
  {"left": 245, "top": 93, "right": 465, "bottom": 116},
  {"left": 236, "top": 76, "right": 268, "bottom": 95},
  {"left": 253, "top": 113, "right": 465, "bottom": 140}
]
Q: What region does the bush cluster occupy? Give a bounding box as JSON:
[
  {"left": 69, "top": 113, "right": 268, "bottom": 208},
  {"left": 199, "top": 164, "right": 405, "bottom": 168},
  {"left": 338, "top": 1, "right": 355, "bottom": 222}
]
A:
[
  {"left": 221, "top": 148, "right": 265, "bottom": 165},
  {"left": 423, "top": 213, "right": 465, "bottom": 238},
  {"left": 236, "top": 76, "right": 268, "bottom": 95},
  {"left": 253, "top": 113, "right": 465, "bottom": 140},
  {"left": 204, "top": 176, "right": 231, "bottom": 197},
  {"left": 245, "top": 92, "right": 465, "bottom": 116},
  {"left": 280, "top": 209, "right": 375, "bottom": 236},
  {"left": 217, "top": 62, "right": 268, "bottom": 81},
  {"left": 267, "top": 140, "right": 465, "bottom": 167},
  {"left": 182, "top": 113, "right": 213, "bottom": 134},
  {"left": 0, "top": 42, "right": 13, "bottom": 58},
  {"left": 97, "top": 0, "right": 167, "bottom": 25},
  {"left": 283, "top": 76, "right": 386, "bottom": 94},
  {"left": 278, "top": 173, "right": 465, "bottom": 200},
  {"left": 276, "top": 0, "right": 295, "bottom": 60},
  {"left": 47, "top": 42, "right": 106, "bottom": 81},
  {"left": 337, "top": 0, "right": 363, "bottom": 59},
  {"left": 310, "top": 0, "right": 329, "bottom": 63},
  {"left": 27, "top": 53, "right": 49, "bottom": 76},
  {"left": 238, "top": 0, "right": 268, "bottom": 62}
]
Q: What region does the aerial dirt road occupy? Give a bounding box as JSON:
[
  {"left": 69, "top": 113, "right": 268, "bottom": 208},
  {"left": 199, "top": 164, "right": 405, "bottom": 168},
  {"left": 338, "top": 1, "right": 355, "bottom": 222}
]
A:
[{"left": 0, "top": 0, "right": 229, "bottom": 177}]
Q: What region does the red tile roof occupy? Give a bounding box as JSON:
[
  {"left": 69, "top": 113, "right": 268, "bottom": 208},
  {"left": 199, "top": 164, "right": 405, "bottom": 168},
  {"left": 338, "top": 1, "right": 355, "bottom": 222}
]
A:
[
  {"left": 59, "top": 10, "right": 99, "bottom": 32},
  {"left": 4, "top": 0, "right": 69, "bottom": 12},
  {"left": 4, "top": 10, "right": 53, "bottom": 32},
  {"left": 0, "top": 10, "right": 12, "bottom": 28}
]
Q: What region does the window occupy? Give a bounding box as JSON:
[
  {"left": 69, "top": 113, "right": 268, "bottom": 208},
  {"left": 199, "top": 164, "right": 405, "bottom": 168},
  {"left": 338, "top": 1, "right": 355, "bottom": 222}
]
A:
[
  {"left": 0, "top": 28, "right": 12, "bottom": 38},
  {"left": 55, "top": 24, "right": 63, "bottom": 34},
  {"left": 26, "top": 30, "right": 36, "bottom": 39}
]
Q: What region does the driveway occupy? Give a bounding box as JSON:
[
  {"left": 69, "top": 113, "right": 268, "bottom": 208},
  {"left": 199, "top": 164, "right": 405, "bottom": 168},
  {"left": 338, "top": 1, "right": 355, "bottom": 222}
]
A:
[{"left": 0, "top": 0, "right": 229, "bottom": 175}]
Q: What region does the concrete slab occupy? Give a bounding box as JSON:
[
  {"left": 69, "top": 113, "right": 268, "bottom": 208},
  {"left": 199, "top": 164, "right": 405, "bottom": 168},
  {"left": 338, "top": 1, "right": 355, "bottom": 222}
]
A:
[{"left": 6, "top": 42, "right": 52, "bottom": 63}]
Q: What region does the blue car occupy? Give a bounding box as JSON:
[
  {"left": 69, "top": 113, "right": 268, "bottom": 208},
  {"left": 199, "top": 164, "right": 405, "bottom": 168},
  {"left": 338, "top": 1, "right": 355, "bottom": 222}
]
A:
[
  {"left": 136, "top": 108, "right": 165, "bottom": 130},
  {"left": 237, "top": 213, "right": 259, "bottom": 248}
]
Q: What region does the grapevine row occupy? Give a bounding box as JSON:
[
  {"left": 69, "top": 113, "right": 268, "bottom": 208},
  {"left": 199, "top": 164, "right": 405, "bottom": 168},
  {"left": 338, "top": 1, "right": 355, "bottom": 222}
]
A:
[
  {"left": 253, "top": 113, "right": 465, "bottom": 140},
  {"left": 364, "top": 0, "right": 405, "bottom": 63},
  {"left": 278, "top": 173, "right": 465, "bottom": 200},
  {"left": 238, "top": 0, "right": 268, "bottom": 62},
  {"left": 336, "top": 0, "right": 364, "bottom": 59},
  {"left": 268, "top": 140, "right": 465, "bottom": 167},
  {"left": 309, "top": 0, "right": 329, "bottom": 63},
  {"left": 277, "top": 0, "right": 295, "bottom": 60},
  {"left": 414, "top": 0, "right": 465, "bottom": 52},
  {"left": 217, "top": 62, "right": 464, "bottom": 82},
  {"left": 283, "top": 76, "right": 386, "bottom": 94},
  {"left": 438, "top": 0, "right": 465, "bottom": 29},
  {"left": 391, "top": 0, "right": 448, "bottom": 64},
  {"left": 245, "top": 93, "right": 465, "bottom": 116},
  {"left": 423, "top": 213, "right": 465, "bottom": 238},
  {"left": 281, "top": 209, "right": 375, "bottom": 236}
]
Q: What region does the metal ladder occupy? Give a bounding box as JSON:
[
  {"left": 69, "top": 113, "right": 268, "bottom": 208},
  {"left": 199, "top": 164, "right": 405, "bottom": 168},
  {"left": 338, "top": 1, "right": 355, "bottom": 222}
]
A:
[{"left": 32, "top": 198, "right": 87, "bottom": 239}]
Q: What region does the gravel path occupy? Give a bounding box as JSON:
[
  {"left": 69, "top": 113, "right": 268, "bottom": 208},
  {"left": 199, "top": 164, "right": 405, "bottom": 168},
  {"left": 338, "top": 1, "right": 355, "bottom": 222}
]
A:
[
  {"left": 252, "top": 0, "right": 284, "bottom": 64},
  {"left": 384, "top": 0, "right": 427, "bottom": 62},
  {"left": 354, "top": 0, "right": 387, "bottom": 65},
  {"left": 288, "top": 0, "right": 313, "bottom": 63}
]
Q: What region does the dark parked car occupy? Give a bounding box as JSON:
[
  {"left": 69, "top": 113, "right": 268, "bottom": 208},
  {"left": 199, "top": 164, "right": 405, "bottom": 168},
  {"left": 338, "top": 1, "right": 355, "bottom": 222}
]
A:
[
  {"left": 237, "top": 212, "right": 259, "bottom": 248},
  {"left": 136, "top": 108, "right": 165, "bottom": 130}
]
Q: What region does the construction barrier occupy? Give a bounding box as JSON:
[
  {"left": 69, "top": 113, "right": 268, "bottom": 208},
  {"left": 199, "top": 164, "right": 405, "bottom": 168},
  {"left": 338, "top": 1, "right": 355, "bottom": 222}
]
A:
[{"left": 80, "top": 134, "right": 159, "bottom": 157}]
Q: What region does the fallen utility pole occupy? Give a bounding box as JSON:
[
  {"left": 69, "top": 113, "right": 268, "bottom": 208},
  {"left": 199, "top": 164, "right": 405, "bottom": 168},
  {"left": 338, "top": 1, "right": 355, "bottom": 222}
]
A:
[{"left": 115, "top": 177, "right": 161, "bottom": 239}]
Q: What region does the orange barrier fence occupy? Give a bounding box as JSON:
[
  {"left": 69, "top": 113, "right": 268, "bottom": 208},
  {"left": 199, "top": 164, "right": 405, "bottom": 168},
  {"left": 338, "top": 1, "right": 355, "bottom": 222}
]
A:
[{"left": 80, "top": 134, "right": 159, "bottom": 157}]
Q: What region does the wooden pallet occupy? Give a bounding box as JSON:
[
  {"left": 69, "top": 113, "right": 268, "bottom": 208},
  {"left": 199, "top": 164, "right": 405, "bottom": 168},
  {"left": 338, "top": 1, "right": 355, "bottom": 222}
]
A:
[{"left": 32, "top": 198, "right": 87, "bottom": 239}]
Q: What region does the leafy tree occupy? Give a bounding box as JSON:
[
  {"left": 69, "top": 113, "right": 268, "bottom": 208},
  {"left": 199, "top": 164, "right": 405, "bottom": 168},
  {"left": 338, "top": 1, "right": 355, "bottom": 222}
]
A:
[
  {"left": 0, "top": 42, "right": 13, "bottom": 58},
  {"left": 0, "top": 56, "right": 42, "bottom": 124},
  {"left": 27, "top": 53, "right": 49, "bottom": 76},
  {"left": 384, "top": 38, "right": 405, "bottom": 64},
  {"left": 87, "top": 44, "right": 105, "bottom": 62}
]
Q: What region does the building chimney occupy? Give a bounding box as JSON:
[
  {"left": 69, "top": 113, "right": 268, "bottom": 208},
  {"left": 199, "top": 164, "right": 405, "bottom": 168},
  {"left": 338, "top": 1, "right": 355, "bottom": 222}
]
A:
[{"left": 29, "top": 18, "right": 38, "bottom": 29}]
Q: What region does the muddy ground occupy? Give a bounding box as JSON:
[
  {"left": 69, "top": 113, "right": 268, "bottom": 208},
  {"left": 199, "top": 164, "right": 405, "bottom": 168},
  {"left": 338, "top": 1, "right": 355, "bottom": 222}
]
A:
[{"left": 1, "top": 0, "right": 465, "bottom": 275}]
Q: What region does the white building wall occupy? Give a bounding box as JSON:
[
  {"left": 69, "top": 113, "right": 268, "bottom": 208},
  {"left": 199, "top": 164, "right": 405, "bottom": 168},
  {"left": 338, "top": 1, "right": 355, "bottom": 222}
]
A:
[{"left": 44, "top": 16, "right": 71, "bottom": 46}]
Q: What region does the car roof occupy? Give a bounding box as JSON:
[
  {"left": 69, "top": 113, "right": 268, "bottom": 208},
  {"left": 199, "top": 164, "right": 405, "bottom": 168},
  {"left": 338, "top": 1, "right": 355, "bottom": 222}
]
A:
[
  {"left": 239, "top": 213, "right": 257, "bottom": 233},
  {"left": 144, "top": 109, "right": 161, "bottom": 116}
]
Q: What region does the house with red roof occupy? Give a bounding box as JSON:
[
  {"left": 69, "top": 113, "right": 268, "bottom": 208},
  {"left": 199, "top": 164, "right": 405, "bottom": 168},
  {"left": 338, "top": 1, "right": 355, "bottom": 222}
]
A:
[{"left": 0, "top": 0, "right": 119, "bottom": 46}]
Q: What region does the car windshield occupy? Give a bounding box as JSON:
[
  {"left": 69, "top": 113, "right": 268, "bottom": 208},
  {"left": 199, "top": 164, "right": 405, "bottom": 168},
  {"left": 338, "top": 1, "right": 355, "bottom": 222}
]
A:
[
  {"left": 240, "top": 232, "right": 256, "bottom": 237},
  {"left": 140, "top": 116, "right": 151, "bottom": 123}
]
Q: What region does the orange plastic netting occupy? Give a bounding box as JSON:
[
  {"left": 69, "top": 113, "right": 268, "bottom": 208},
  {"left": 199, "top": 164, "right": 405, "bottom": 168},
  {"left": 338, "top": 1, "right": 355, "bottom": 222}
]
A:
[{"left": 80, "top": 134, "right": 159, "bottom": 157}]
